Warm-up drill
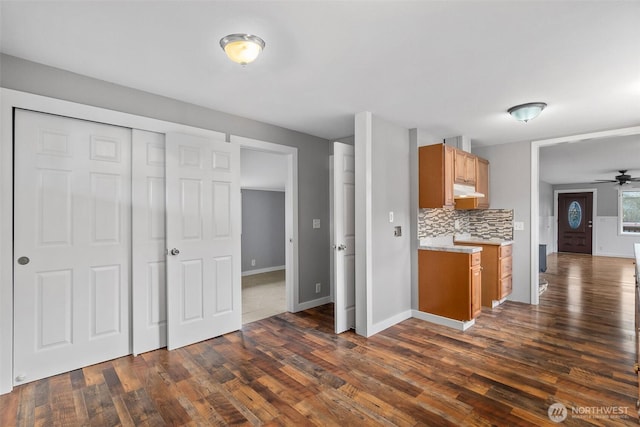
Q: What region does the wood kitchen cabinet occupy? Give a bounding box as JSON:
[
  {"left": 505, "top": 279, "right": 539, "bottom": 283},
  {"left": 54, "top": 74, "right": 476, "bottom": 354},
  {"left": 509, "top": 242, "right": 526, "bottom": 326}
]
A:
[
  {"left": 418, "top": 249, "right": 482, "bottom": 321},
  {"left": 455, "top": 157, "right": 490, "bottom": 209},
  {"left": 419, "top": 144, "right": 455, "bottom": 208},
  {"left": 455, "top": 242, "right": 512, "bottom": 306},
  {"left": 454, "top": 150, "right": 476, "bottom": 185},
  {"left": 420, "top": 143, "right": 490, "bottom": 210}
]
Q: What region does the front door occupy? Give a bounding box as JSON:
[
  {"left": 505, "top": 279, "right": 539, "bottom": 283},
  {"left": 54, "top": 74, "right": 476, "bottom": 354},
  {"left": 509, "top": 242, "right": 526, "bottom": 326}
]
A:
[
  {"left": 13, "top": 109, "right": 131, "bottom": 384},
  {"left": 558, "top": 192, "right": 593, "bottom": 254},
  {"left": 165, "top": 133, "right": 241, "bottom": 350},
  {"left": 333, "top": 142, "right": 356, "bottom": 333}
]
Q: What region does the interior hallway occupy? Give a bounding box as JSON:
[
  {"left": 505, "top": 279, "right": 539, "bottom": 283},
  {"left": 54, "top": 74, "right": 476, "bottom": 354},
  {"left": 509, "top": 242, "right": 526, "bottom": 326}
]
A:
[
  {"left": 242, "top": 269, "right": 286, "bottom": 324},
  {"left": 1, "top": 253, "right": 637, "bottom": 425}
]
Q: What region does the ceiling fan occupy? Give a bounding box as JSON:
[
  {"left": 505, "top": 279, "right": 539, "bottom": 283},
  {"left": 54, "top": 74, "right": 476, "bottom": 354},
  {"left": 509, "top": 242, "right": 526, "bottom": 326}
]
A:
[{"left": 595, "top": 170, "right": 640, "bottom": 185}]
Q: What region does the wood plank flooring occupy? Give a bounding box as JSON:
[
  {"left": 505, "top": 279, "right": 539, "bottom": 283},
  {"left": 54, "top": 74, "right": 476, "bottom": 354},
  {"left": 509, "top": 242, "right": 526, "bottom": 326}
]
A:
[{"left": 1, "top": 253, "right": 638, "bottom": 425}]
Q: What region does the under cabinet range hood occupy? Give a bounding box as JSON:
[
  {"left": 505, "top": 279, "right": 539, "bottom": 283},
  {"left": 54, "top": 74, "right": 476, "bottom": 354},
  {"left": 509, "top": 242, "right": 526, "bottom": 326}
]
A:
[{"left": 454, "top": 183, "right": 485, "bottom": 199}]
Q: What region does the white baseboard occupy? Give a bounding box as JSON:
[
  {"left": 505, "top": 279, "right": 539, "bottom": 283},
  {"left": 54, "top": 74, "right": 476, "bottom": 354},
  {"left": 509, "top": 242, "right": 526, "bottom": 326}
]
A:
[
  {"left": 593, "top": 251, "right": 634, "bottom": 259},
  {"left": 293, "top": 295, "right": 331, "bottom": 312},
  {"left": 411, "top": 310, "right": 475, "bottom": 331},
  {"left": 241, "top": 265, "right": 285, "bottom": 276},
  {"left": 365, "top": 310, "right": 413, "bottom": 337}
]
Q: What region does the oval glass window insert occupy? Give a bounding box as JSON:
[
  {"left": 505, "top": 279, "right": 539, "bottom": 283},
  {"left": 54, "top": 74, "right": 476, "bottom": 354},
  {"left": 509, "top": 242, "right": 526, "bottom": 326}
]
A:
[{"left": 568, "top": 201, "right": 582, "bottom": 229}]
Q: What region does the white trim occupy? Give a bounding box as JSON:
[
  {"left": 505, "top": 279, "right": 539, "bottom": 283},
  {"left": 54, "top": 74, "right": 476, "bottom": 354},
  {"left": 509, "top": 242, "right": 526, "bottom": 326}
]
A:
[
  {"left": 241, "top": 265, "right": 285, "bottom": 276},
  {"left": 231, "top": 135, "right": 300, "bottom": 313},
  {"left": 553, "top": 189, "right": 597, "bottom": 255},
  {"left": 531, "top": 125, "right": 640, "bottom": 310},
  {"left": 240, "top": 187, "right": 285, "bottom": 192},
  {"left": 618, "top": 187, "right": 640, "bottom": 236},
  {"left": 295, "top": 296, "right": 332, "bottom": 311},
  {"left": 366, "top": 310, "right": 412, "bottom": 337},
  {"left": 412, "top": 310, "right": 475, "bottom": 331},
  {"left": 0, "top": 88, "right": 228, "bottom": 395}
]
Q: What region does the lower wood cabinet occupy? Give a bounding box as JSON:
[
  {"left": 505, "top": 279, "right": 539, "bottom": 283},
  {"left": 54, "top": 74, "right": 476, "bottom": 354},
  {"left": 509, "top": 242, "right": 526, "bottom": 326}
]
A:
[
  {"left": 455, "top": 242, "right": 513, "bottom": 306},
  {"left": 418, "top": 250, "right": 482, "bottom": 321}
]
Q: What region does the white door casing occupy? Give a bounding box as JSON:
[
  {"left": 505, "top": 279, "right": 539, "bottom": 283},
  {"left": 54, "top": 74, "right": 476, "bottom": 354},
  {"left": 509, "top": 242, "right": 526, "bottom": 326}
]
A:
[
  {"left": 333, "top": 142, "right": 356, "bottom": 333},
  {"left": 165, "top": 132, "right": 241, "bottom": 350},
  {"left": 132, "top": 130, "right": 167, "bottom": 355},
  {"left": 13, "top": 109, "right": 131, "bottom": 384}
]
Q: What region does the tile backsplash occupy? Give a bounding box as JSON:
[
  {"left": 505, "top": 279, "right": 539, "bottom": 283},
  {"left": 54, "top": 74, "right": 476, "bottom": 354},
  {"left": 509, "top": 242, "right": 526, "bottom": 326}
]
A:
[{"left": 418, "top": 208, "right": 514, "bottom": 240}]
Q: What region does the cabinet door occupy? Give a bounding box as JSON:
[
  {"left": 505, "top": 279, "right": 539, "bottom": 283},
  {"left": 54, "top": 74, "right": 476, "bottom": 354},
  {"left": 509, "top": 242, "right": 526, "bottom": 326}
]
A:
[
  {"left": 476, "top": 158, "right": 489, "bottom": 208},
  {"left": 464, "top": 154, "right": 476, "bottom": 185},
  {"left": 471, "top": 265, "right": 482, "bottom": 318},
  {"left": 453, "top": 149, "right": 467, "bottom": 184},
  {"left": 443, "top": 145, "right": 455, "bottom": 207}
]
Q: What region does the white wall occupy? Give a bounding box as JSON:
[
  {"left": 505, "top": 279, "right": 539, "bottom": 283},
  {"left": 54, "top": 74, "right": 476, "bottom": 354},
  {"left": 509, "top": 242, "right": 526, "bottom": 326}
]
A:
[
  {"left": 355, "top": 112, "right": 412, "bottom": 337},
  {"left": 474, "top": 141, "right": 532, "bottom": 304}
]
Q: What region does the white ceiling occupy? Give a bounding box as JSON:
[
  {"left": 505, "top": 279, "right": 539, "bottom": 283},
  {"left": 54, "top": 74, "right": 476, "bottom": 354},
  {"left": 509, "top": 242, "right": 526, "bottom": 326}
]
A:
[
  {"left": 540, "top": 133, "right": 640, "bottom": 185},
  {"left": 1, "top": 1, "right": 639, "bottom": 147}
]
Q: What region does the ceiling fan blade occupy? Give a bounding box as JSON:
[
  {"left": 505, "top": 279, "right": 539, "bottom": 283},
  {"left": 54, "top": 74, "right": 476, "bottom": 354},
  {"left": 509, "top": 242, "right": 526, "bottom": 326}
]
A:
[{"left": 594, "top": 179, "right": 618, "bottom": 182}]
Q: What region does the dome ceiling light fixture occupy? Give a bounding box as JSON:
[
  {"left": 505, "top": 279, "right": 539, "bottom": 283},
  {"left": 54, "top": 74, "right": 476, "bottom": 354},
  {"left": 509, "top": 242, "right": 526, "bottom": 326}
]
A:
[
  {"left": 219, "top": 33, "right": 265, "bottom": 65},
  {"left": 508, "top": 102, "right": 547, "bottom": 123}
]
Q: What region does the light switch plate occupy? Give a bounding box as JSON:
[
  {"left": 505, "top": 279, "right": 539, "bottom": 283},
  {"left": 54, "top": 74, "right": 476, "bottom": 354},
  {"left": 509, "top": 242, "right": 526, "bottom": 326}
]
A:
[
  {"left": 313, "top": 219, "right": 320, "bottom": 229},
  {"left": 389, "top": 211, "right": 394, "bottom": 223},
  {"left": 514, "top": 221, "right": 525, "bottom": 231}
]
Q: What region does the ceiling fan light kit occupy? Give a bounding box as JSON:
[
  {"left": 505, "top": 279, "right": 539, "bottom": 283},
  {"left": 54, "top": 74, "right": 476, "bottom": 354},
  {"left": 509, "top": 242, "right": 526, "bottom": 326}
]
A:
[
  {"left": 220, "top": 33, "right": 265, "bottom": 65},
  {"left": 508, "top": 102, "right": 547, "bottom": 123}
]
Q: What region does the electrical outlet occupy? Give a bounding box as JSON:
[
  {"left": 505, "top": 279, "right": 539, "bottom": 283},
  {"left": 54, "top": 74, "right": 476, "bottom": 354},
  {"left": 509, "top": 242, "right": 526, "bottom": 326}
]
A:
[
  {"left": 251, "top": 259, "right": 256, "bottom": 266},
  {"left": 313, "top": 219, "right": 321, "bottom": 229},
  {"left": 315, "top": 283, "right": 321, "bottom": 293},
  {"left": 513, "top": 221, "right": 525, "bottom": 231}
]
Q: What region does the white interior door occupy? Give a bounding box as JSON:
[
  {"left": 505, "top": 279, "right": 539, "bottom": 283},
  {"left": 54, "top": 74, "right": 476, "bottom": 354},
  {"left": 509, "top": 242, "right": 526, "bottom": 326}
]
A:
[
  {"left": 14, "top": 109, "right": 131, "bottom": 385},
  {"left": 132, "top": 129, "right": 167, "bottom": 355},
  {"left": 333, "top": 142, "right": 356, "bottom": 333},
  {"left": 165, "top": 132, "right": 241, "bottom": 350}
]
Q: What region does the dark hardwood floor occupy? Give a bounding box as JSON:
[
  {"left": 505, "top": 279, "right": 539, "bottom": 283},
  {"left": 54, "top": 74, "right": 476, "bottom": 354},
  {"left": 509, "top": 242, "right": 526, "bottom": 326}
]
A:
[{"left": 1, "top": 253, "right": 637, "bottom": 426}]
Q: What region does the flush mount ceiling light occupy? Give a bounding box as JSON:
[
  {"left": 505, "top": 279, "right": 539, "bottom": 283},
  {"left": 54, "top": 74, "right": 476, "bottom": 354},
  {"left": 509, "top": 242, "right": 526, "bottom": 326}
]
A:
[
  {"left": 508, "top": 102, "right": 547, "bottom": 123},
  {"left": 219, "top": 33, "right": 265, "bottom": 65}
]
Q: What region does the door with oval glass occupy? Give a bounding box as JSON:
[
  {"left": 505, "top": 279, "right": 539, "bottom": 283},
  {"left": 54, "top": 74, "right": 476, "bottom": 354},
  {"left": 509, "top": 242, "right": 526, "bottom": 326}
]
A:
[{"left": 558, "top": 192, "right": 593, "bottom": 254}]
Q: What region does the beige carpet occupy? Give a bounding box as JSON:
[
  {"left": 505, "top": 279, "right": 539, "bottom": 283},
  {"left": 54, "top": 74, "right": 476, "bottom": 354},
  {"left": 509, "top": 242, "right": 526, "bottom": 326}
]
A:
[{"left": 242, "top": 269, "right": 286, "bottom": 324}]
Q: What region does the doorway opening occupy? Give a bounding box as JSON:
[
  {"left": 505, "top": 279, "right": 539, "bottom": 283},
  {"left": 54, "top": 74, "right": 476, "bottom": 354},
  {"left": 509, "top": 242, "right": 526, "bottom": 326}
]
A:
[{"left": 234, "top": 136, "right": 298, "bottom": 324}]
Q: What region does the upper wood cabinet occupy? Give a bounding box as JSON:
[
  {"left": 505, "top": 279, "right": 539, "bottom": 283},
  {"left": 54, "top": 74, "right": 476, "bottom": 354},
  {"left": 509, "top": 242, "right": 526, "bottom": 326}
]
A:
[
  {"left": 455, "top": 156, "right": 490, "bottom": 210},
  {"left": 419, "top": 144, "right": 455, "bottom": 209},
  {"left": 420, "top": 143, "right": 490, "bottom": 210},
  {"left": 454, "top": 150, "right": 476, "bottom": 185}
]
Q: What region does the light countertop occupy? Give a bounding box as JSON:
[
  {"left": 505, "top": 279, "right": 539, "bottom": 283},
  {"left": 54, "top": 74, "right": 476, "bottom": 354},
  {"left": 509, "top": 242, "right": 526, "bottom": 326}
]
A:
[
  {"left": 418, "top": 245, "right": 483, "bottom": 254},
  {"left": 454, "top": 238, "right": 513, "bottom": 246}
]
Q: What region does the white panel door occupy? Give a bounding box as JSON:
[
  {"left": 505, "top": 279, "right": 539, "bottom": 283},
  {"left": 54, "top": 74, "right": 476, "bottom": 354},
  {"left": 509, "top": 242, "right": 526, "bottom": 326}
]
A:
[
  {"left": 333, "top": 142, "right": 356, "bottom": 333},
  {"left": 165, "top": 133, "right": 241, "bottom": 350},
  {"left": 13, "top": 109, "right": 131, "bottom": 385},
  {"left": 132, "top": 129, "right": 167, "bottom": 355}
]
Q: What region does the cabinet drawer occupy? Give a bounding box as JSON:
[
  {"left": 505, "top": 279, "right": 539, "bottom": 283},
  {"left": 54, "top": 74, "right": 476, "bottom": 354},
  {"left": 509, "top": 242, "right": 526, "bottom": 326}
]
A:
[
  {"left": 500, "top": 256, "right": 512, "bottom": 277},
  {"left": 500, "top": 245, "right": 513, "bottom": 258},
  {"left": 471, "top": 252, "right": 481, "bottom": 266},
  {"left": 500, "top": 275, "right": 512, "bottom": 298}
]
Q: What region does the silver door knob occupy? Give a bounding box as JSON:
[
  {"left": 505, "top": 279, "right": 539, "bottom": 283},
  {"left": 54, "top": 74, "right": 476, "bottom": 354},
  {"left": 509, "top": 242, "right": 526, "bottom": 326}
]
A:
[
  {"left": 337, "top": 244, "right": 347, "bottom": 251},
  {"left": 17, "top": 256, "right": 30, "bottom": 265},
  {"left": 169, "top": 248, "right": 180, "bottom": 255}
]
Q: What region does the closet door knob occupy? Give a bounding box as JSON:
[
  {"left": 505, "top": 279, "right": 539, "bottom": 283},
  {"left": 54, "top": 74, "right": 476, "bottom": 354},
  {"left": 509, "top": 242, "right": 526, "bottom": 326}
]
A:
[{"left": 169, "top": 248, "right": 180, "bottom": 256}]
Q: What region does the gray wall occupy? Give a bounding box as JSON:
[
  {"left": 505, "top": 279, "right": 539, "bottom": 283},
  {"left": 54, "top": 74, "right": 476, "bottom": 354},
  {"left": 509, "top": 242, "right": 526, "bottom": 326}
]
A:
[
  {"left": 1, "top": 54, "right": 331, "bottom": 305},
  {"left": 355, "top": 112, "right": 412, "bottom": 335},
  {"left": 241, "top": 190, "right": 285, "bottom": 273},
  {"left": 474, "top": 141, "right": 532, "bottom": 303},
  {"left": 553, "top": 182, "right": 618, "bottom": 216}
]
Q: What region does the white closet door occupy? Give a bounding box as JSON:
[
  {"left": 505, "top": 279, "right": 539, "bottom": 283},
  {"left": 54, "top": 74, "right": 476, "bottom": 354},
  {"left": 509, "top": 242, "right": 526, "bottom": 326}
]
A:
[
  {"left": 333, "top": 142, "right": 356, "bottom": 333},
  {"left": 132, "top": 129, "right": 167, "bottom": 355},
  {"left": 13, "top": 110, "right": 131, "bottom": 385},
  {"left": 165, "top": 133, "right": 241, "bottom": 350}
]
